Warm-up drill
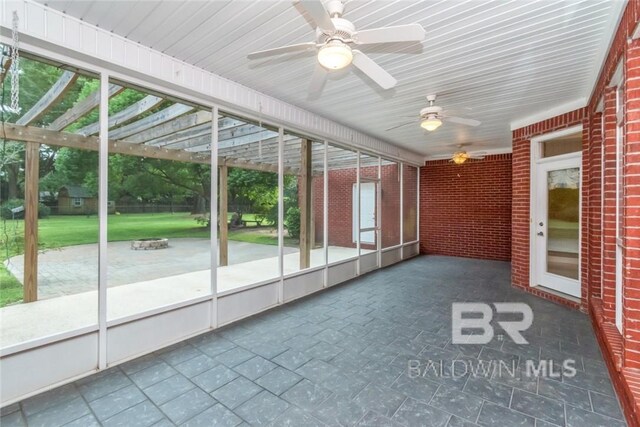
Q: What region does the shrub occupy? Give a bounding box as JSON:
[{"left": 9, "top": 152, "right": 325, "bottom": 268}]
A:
[
  {"left": 285, "top": 206, "right": 301, "bottom": 240},
  {"left": 1, "top": 199, "right": 50, "bottom": 220}
]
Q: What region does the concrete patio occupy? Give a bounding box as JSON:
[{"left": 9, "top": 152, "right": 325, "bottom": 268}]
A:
[{"left": 0, "top": 256, "right": 625, "bottom": 427}]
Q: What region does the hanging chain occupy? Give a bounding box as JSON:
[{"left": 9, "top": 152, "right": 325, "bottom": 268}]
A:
[{"left": 9, "top": 11, "right": 20, "bottom": 114}]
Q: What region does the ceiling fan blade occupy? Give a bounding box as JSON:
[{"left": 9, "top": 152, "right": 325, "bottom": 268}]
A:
[
  {"left": 354, "top": 24, "right": 426, "bottom": 45},
  {"left": 385, "top": 121, "right": 415, "bottom": 131},
  {"left": 248, "top": 42, "right": 317, "bottom": 60},
  {"left": 443, "top": 116, "right": 481, "bottom": 127},
  {"left": 309, "top": 63, "right": 328, "bottom": 97},
  {"left": 352, "top": 50, "right": 397, "bottom": 90},
  {"left": 298, "top": 0, "right": 335, "bottom": 31}
]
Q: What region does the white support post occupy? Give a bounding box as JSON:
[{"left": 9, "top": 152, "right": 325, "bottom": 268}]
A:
[
  {"left": 323, "top": 141, "right": 329, "bottom": 287},
  {"left": 400, "top": 162, "right": 404, "bottom": 259},
  {"left": 98, "top": 72, "right": 109, "bottom": 369},
  {"left": 278, "top": 127, "right": 284, "bottom": 303},
  {"left": 377, "top": 156, "right": 381, "bottom": 269},
  {"left": 210, "top": 106, "right": 219, "bottom": 329},
  {"left": 356, "top": 150, "right": 361, "bottom": 275}
]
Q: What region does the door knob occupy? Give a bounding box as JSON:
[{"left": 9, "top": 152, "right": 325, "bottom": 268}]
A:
[{"left": 537, "top": 231, "right": 544, "bottom": 236}]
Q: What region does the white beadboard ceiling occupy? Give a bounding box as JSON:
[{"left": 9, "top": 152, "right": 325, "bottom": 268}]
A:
[{"left": 37, "top": 0, "right": 625, "bottom": 158}]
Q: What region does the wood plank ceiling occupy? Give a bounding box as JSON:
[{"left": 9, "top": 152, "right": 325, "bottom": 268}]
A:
[{"left": 37, "top": 0, "right": 625, "bottom": 158}]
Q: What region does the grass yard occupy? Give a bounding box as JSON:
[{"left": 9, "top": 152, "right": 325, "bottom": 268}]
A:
[{"left": 0, "top": 212, "right": 297, "bottom": 307}]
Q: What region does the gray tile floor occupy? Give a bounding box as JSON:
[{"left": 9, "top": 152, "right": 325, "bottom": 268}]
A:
[{"left": 0, "top": 256, "right": 627, "bottom": 426}]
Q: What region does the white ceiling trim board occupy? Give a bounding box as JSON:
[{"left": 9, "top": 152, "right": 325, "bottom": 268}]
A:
[
  {"left": 509, "top": 98, "right": 587, "bottom": 131},
  {"left": 0, "top": 0, "right": 423, "bottom": 165}
]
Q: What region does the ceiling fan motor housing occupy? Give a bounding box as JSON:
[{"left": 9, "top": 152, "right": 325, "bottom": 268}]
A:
[
  {"left": 316, "top": 17, "right": 355, "bottom": 43},
  {"left": 420, "top": 105, "right": 443, "bottom": 118}
]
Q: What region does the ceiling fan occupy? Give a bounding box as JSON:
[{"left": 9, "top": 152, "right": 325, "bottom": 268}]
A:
[
  {"left": 386, "top": 94, "right": 481, "bottom": 132},
  {"left": 430, "top": 145, "right": 486, "bottom": 165},
  {"left": 247, "top": 0, "right": 425, "bottom": 95}
]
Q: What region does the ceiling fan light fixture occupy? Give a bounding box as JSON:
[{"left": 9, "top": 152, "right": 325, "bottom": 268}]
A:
[
  {"left": 452, "top": 151, "right": 470, "bottom": 165},
  {"left": 318, "top": 40, "right": 353, "bottom": 70},
  {"left": 421, "top": 116, "right": 442, "bottom": 131}
]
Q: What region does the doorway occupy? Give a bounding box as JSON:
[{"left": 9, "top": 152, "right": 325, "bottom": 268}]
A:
[{"left": 531, "top": 129, "right": 582, "bottom": 298}]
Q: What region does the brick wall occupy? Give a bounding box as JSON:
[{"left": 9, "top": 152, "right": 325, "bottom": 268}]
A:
[
  {"left": 419, "top": 154, "right": 512, "bottom": 261},
  {"left": 315, "top": 164, "right": 403, "bottom": 250}
]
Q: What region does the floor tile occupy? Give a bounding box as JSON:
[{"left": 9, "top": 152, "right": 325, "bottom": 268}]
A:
[
  {"left": 256, "top": 366, "right": 303, "bottom": 395},
  {"left": 509, "top": 388, "right": 564, "bottom": 426},
  {"left": 477, "top": 402, "right": 534, "bottom": 427},
  {"left": 272, "top": 349, "right": 312, "bottom": 371},
  {"left": 25, "top": 397, "right": 90, "bottom": 427},
  {"left": 215, "top": 347, "right": 255, "bottom": 367},
  {"left": 353, "top": 383, "right": 407, "bottom": 418},
  {"left": 159, "top": 388, "right": 216, "bottom": 425},
  {"left": 20, "top": 383, "right": 80, "bottom": 416},
  {"left": 211, "top": 376, "right": 263, "bottom": 409},
  {"left": 463, "top": 376, "right": 512, "bottom": 407},
  {"left": 234, "top": 390, "right": 290, "bottom": 425},
  {"left": 143, "top": 374, "right": 196, "bottom": 405},
  {"left": 391, "top": 398, "right": 450, "bottom": 427},
  {"left": 356, "top": 411, "right": 404, "bottom": 426},
  {"left": 102, "top": 400, "right": 164, "bottom": 427},
  {"left": 192, "top": 365, "right": 239, "bottom": 393},
  {"left": 314, "top": 394, "right": 367, "bottom": 426},
  {"left": 537, "top": 378, "right": 591, "bottom": 411},
  {"left": 391, "top": 373, "right": 440, "bottom": 403},
  {"left": 130, "top": 362, "right": 179, "bottom": 389},
  {"left": 565, "top": 404, "right": 626, "bottom": 427},
  {"left": 267, "top": 406, "right": 326, "bottom": 427},
  {"left": 181, "top": 403, "right": 243, "bottom": 426},
  {"left": 173, "top": 354, "right": 218, "bottom": 379},
  {"left": 234, "top": 356, "right": 277, "bottom": 381},
  {"left": 88, "top": 384, "right": 147, "bottom": 420},
  {"left": 78, "top": 370, "right": 132, "bottom": 402},
  {"left": 430, "top": 384, "right": 484, "bottom": 422},
  {"left": 281, "top": 379, "right": 332, "bottom": 410},
  {"left": 589, "top": 391, "right": 624, "bottom": 420},
  {"left": 304, "top": 341, "right": 344, "bottom": 361}
]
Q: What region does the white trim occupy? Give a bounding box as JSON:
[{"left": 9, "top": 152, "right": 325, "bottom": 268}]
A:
[
  {"left": 98, "top": 72, "right": 108, "bottom": 370},
  {"left": 529, "top": 128, "right": 583, "bottom": 299},
  {"left": 587, "top": 0, "right": 627, "bottom": 101},
  {"left": 106, "top": 295, "right": 214, "bottom": 328},
  {"left": 511, "top": 99, "right": 586, "bottom": 131},
  {"left": 530, "top": 125, "right": 583, "bottom": 145},
  {"left": 277, "top": 127, "right": 284, "bottom": 304},
  {"left": 210, "top": 106, "right": 219, "bottom": 329},
  {"left": 0, "top": 0, "right": 422, "bottom": 166},
  {"left": 0, "top": 326, "right": 99, "bottom": 358},
  {"left": 282, "top": 265, "right": 326, "bottom": 281},
  {"left": 323, "top": 141, "right": 329, "bottom": 289}
]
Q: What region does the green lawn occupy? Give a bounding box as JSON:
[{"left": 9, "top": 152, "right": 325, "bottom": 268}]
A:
[{"left": 1, "top": 212, "right": 295, "bottom": 307}]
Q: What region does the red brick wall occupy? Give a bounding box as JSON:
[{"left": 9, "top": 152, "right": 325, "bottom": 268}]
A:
[
  {"left": 315, "top": 164, "right": 403, "bottom": 250},
  {"left": 419, "top": 154, "right": 512, "bottom": 261}
]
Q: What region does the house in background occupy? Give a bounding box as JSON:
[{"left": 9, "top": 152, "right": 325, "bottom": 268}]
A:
[{"left": 57, "top": 185, "right": 97, "bottom": 215}]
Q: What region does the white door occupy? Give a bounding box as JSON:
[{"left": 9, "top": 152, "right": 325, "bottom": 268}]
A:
[
  {"left": 534, "top": 155, "right": 581, "bottom": 297},
  {"left": 353, "top": 182, "right": 376, "bottom": 244}
]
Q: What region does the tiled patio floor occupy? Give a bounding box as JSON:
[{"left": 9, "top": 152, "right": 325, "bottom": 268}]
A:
[{"left": 0, "top": 256, "right": 626, "bottom": 426}]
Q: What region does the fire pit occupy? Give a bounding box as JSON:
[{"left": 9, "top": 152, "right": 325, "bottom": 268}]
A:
[{"left": 131, "top": 238, "right": 169, "bottom": 250}]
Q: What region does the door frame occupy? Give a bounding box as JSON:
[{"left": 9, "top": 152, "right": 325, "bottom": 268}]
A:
[{"left": 529, "top": 124, "right": 583, "bottom": 299}]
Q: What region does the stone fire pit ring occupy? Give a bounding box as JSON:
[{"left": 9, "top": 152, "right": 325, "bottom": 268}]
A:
[{"left": 131, "top": 238, "right": 169, "bottom": 250}]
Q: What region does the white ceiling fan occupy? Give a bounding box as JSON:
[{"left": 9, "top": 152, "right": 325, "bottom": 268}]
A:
[
  {"left": 386, "top": 94, "right": 481, "bottom": 132},
  {"left": 247, "top": 0, "right": 425, "bottom": 96},
  {"left": 429, "top": 145, "right": 486, "bottom": 165}
]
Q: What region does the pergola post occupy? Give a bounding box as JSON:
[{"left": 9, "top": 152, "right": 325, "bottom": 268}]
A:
[
  {"left": 299, "top": 139, "right": 312, "bottom": 270},
  {"left": 219, "top": 165, "right": 229, "bottom": 267},
  {"left": 23, "top": 142, "right": 39, "bottom": 303}
]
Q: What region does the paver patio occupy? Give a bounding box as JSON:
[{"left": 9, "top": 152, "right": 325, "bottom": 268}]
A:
[{"left": 0, "top": 256, "right": 625, "bottom": 426}]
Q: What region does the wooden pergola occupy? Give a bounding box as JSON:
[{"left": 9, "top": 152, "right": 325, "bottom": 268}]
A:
[{"left": 1, "top": 68, "right": 375, "bottom": 302}]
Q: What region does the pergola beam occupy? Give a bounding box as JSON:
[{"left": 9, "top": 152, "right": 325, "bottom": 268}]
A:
[
  {"left": 76, "top": 94, "right": 163, "bottom": 136},
  {"left": 17, "top": 71, "right": 78, "bottom": 126},
  {"left": 126, "top": 111, "right": 212, "bottom": 144},
  {"left": 110, "top": 103, "right": 193, "bottom": 140},
  {"left": 48, "top": 83, "right": 124, "bottom": 131}
]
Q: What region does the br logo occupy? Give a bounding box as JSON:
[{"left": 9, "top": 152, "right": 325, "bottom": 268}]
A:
[{"left": 451, "top": 303, "right": 533, "bottom": 345}]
